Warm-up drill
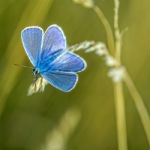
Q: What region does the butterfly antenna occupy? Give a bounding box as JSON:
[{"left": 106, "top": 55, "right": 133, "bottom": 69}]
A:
[{"left": 14, "top": 64, "right": 33, "bottom": 69}]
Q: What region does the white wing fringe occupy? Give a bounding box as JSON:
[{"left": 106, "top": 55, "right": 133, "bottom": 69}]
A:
[{"left": 27, "top": 77, "right": 48, "bottom": 96}]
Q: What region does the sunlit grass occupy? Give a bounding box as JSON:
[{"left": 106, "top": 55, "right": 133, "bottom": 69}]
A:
[
  {"left": 42, "top": 108, "right": 81, "bottom": 150},
  {"left": 73, "top": 0, "right": 150, "bottom": 149},
  {"left": 0, "top": 0, "right": 54, "bottom": 116}
]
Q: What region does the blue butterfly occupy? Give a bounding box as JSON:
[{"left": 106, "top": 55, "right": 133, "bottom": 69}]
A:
[{"left": 21, "top": 24, "right": 87, "bottom": 95}]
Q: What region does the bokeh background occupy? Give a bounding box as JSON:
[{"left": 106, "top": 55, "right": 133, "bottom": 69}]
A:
[{"left": 0, "top": 0, "right": 150, "bottom": 150}]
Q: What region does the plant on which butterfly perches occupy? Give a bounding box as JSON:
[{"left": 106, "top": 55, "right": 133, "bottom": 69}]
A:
[
  {"left": 21, "top": 25, "right": 87, "bottom": 96},
  {"left": 71, "top": 0, "right": 150, "bottom": 150}
]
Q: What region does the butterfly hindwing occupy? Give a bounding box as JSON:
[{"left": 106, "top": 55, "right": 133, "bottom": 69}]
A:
[
  {"left": 21, "top": 27, "right": 44, "bottom": 66},
  {"left": 41, "top": 71, "right": 78, "bottom": 92}
]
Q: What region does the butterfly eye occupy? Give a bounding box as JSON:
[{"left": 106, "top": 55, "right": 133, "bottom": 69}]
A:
[{"left": 32, "top": 68, "right": 39, "bottom": 76}]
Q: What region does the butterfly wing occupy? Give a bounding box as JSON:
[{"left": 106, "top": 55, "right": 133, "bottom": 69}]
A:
[
  {"left": 41, "top": 25, "right": 66, "bottom": 56},
  {"left": 25, "top": 25, "right": 86, "bottom": 92},
  {"left": 49, "top": 50, "right": 87, "bottom": 72},
  {"left": 21, "top": 26, "right": 44, "bottom": 66},
  {"left": 41, "top": 71, "right": 78, "bottom": 92},
  {"left": 39, "top": 24, "right": 86, "bottom": 73}
]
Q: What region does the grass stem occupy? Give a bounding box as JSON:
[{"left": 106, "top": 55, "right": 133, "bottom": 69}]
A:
[
  {"left": 124, "top": 71, "right": 150, "bottom": 144},
  {"left": 93, "top": 5, "right": 115, "bottom": 54},
  {"left": 114, "top": 0, "right": 128, "bottom": 150},
  {"left": 114, "top": 82, "right": 128, "bottom": 150}
]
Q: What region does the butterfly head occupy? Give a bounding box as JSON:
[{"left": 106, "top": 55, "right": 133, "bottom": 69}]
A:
[{"left": 32, "top": 68, "right": 40, "bottom": 77}]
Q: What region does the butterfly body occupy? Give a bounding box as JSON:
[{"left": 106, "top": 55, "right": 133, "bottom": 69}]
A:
[{"left": 21, "top": 25, "right": 86, "bottom": 95}]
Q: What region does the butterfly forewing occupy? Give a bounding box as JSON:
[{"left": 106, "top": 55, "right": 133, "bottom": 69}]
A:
[
  {"left": 41, "top": 25, "right": 66, "bottom": 56},
  {"left": 21, "top": 27, "right": 44, "bottom": 66}
]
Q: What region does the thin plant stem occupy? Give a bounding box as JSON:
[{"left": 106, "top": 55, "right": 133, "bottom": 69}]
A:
[
  {"left": 115, "top": 0, "right": 150, "bottom": 145},
  {"left": 114, "top": 82, "right": 128, "bottom": 150},
  {"left": 92, "top": 1, "right": 128, "bottom": 149},
  {"left": 124, "top": 71, "right": 150, "bottom": 144},
  {"left": 93, "top": 5, "right": 115, "bottom": 54},
  {"left": 114, "top": 0, "right": 128, "bottom": 150},
  {"left": 114, "top": 0, "right": 122, "bottom": 63}
]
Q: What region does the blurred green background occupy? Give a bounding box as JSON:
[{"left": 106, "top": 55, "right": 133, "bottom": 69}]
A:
[{"left": 0, "top": 0, "right": 150, "bottom": 150}]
